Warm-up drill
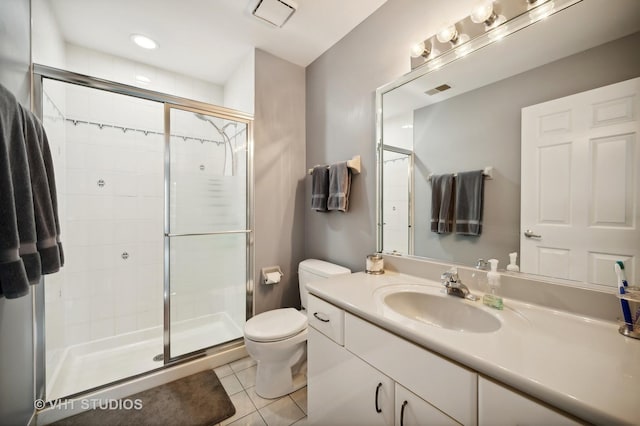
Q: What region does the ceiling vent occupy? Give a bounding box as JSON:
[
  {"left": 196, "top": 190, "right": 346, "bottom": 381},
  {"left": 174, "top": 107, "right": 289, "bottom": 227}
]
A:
[
  {"left": 425, "top": 84, "right": 452, "bottom": 96},
  {"left": 252, "top": 0, "right": 298, "bottom": 28}
]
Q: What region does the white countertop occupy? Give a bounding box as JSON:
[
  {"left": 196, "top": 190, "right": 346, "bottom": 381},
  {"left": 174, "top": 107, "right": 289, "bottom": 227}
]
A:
[{"left": 307, "top": 271, "right": 640, "bottom": 425}]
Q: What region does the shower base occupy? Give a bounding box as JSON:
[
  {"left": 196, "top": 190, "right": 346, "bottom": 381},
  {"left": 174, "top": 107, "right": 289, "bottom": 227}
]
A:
[{"left": 46, "top": 312, "right": 243, "bottom": 400}]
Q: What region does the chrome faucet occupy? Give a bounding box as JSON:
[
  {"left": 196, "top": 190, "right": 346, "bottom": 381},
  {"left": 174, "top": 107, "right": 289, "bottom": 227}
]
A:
[{"left": 441, "top": 268, "right": 478, "bottom": 301}]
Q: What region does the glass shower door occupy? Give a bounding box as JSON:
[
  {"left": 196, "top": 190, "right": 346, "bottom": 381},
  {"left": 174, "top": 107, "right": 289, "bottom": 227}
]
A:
[
  {"left": 382, "top": 147, "right": 414, "bottom": 255},
  {"left": 166, "top": 105, "right": 250, "bottom": 360}
]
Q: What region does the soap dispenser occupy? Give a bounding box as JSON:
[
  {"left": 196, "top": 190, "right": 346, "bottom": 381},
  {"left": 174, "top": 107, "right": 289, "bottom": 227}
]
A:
[
  {"left": 506, "top": 252, "right": 520, "bottom": 272},
  {"left": 483, "top": 258, "right": 504, "bottom": 310}
]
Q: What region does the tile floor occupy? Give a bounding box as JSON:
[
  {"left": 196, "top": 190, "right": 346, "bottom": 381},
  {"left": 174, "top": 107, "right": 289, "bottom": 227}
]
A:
[{"left": 214, "top": 357, "right": 307, "bottom": 426}]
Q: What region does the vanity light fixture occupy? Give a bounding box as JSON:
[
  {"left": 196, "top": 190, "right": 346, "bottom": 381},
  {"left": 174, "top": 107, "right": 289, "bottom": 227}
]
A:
[
  {"left": 408, "top": 0, "right": 577, "bottom": 71},
  {"left": 436, "top": 25, "right": 460, "bottom": 45},
  {"left": 528, "top": 1, "right": 556, "bottom": 20},
  {"left": 130, "top": 34, "right": 158, "bottom": 50},
  {"left": 410, "top": 41, "right": 432, "bottom": 58},
  {"left": 470, "top": 1, "right": 499, "bottom": 27}
]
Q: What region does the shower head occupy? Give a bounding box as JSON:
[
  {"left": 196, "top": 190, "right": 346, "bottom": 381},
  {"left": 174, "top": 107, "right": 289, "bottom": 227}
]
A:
[
  {"left": 194, "top": 112, "right": 235, "bottom": 176},
  {"left": 195, "top": 112, "right": 214, "bottom": 125}
]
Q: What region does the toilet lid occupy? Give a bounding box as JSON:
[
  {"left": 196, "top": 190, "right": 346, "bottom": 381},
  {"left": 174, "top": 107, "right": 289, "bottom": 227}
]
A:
[{"left": 244, "top": 308, "right": 307, "bottom": 342}]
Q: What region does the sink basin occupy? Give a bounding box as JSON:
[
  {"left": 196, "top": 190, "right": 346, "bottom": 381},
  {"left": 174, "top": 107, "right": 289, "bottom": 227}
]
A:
[{"left": 382, "top": 291, "right": 501, "bottom": 333}]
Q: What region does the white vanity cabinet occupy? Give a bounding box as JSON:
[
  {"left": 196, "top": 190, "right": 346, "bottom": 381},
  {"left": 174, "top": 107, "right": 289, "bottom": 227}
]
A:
[
  {"left": 307, "top": 294, "right": 473, "bottom": 425},
  {"left": 478, "top": 377, "right": 580, "bottom": 425},
  {"left": 307, "top": 294, "right": 580, "bottom": 426},
  {"left": 308, "top": 327, "right": 394, "bottom": 425},
  {"left": 345, "top": 313, "right": 475, "bottom": 425}
]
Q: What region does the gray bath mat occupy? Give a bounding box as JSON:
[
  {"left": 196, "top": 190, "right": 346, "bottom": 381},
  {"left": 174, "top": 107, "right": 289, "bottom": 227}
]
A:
[{"left": 52, "top": 370, "right": 236, "bottom": 426}]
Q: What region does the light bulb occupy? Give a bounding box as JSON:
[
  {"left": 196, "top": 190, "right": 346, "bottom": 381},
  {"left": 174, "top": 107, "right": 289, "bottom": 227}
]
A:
[
  {"left": 130, "top": 34, "right": 158, "bottom": 50},
  {"left": 528, "top": 1, "right": 555, "bottom": 21},
  {"left": 410, "top": 41, "right": 431, "bottom": 58},
  {"left": 436, "top": 25, "right": 459, "bottom": 44},
  {"left": 470, "top": 1, "right": 494, "bottom": 24},
  {"left": 411, "top": 41, "right": 426, "bottom": 58}
]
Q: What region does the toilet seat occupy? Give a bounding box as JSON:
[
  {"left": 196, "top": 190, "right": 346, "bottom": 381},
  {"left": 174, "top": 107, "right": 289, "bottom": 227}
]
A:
[{"left": 244, "top": 308, "right": 307, "bottom": 343}]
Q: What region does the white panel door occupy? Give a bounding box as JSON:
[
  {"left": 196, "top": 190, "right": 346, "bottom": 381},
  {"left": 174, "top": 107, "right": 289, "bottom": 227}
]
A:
[{"left": 521, "top": 77, "right": 640, "bottom": 287}]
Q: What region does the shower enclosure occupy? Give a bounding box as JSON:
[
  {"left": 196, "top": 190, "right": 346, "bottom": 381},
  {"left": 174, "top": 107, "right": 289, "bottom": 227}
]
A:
[
  {"left": 33, "top": 66, "right": 253, "bottom": 400},
  {"left": 381, "top": 146, "right": 414, "bottom": 255}
]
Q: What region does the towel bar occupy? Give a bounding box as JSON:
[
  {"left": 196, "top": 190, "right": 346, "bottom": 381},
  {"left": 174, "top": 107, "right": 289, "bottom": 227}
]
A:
[
  {"left": 427, "top": 166, "right": 493, "bottom": 181},
  {"left": 307, "top": 155, "right": 361, "bottom": 175}
]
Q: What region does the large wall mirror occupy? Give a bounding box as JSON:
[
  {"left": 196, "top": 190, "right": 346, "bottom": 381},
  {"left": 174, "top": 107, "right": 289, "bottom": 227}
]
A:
[{"left": 377, "top": 0, "right": 640, "bottom": 290}]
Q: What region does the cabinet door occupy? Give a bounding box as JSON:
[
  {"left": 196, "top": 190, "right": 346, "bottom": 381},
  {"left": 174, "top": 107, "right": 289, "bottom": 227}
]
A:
[
  {"left": 478, "top": 377, "right": 581, "bottom": 425},
  {"left": 346, "top": 313, "right": 477, "bottom": 425},
  {"left": 308, "top": 327, "right": 394, "bottom": 426},
  {"left": 395, "top": 384, "right": 460, "bottom": 426}
]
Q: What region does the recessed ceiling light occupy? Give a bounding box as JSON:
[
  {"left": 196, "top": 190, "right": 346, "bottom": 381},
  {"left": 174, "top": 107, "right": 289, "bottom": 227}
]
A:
[
  {"left": 130, "top": 34, "right": 158, "bottom": 50},
  {"left": 135, "top": 75, "right": 151, "bottom": 85}
]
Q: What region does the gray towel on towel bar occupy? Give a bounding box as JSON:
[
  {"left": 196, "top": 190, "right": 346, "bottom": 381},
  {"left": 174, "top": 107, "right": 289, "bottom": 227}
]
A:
[
  {"left": 455, "top": 170, "right": 485, "bottom": 236},
  {"left": 327, "top": 162, "right": 352, "bottom": 212},
  {"left": 430, "top": 174, "right": 455, "bottom": 234},
  {"left": 311, "top": 165, "right": 329, "bottom": 212}
]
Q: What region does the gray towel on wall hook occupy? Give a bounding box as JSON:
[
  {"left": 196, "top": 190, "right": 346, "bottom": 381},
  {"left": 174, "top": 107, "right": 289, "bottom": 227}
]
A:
[
  {"left": 0, "top": 84, "right": 37, "bottom": 298},
  {"left": 22, "top": 106, "right": 64, "bottom": 273}
]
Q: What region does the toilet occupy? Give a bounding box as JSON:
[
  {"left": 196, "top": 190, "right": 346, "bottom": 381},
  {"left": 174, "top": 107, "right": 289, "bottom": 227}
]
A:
[{"left": 244, "top": 259, "right": 350, "bottom": 399}]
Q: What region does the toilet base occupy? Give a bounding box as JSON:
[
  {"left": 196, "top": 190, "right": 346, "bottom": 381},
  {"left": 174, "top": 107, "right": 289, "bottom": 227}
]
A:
[{"left": 254, "top": 357, "right": 307, "bottom": 399}]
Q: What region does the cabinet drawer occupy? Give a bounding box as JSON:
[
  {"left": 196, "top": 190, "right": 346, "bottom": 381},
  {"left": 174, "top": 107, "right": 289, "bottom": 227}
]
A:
[
  {"left": 345, "top": 313, "right": 477, "bottom": 426},
  {"left": 308, "top": 294, "right": 344, "bottom": 345}
]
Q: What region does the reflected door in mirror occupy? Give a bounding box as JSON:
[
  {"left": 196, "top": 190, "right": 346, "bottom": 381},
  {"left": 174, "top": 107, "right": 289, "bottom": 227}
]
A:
[{"left": 521, "top": 77, "right": 640, "bottom": 287}]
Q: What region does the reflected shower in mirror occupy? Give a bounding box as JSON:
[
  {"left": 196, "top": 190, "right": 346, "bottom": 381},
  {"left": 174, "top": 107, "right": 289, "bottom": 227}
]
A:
[{"left": 377, "top": 0, "right": 640, "bottom": 290}]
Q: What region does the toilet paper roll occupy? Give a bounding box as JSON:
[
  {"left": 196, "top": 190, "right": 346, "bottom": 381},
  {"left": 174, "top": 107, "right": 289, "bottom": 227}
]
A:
[{"left": 264, "top": 271, "right": 281, "bottom": 285}]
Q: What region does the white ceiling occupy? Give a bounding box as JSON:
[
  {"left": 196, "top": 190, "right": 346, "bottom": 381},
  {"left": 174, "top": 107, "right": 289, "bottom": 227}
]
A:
[{"left": 48, "top": 0, "right": 388, "bottom": 86}]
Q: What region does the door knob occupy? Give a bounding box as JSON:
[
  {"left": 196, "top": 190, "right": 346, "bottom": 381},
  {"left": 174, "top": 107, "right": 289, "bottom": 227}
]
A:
[{"left": 524, "top": 229, "right": 541, "bottom": 239}]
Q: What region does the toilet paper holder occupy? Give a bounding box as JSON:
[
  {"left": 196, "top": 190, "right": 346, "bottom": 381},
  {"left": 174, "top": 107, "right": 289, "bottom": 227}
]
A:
[{"left": 261, "top": 266, "right": 284, "bottom": 285}]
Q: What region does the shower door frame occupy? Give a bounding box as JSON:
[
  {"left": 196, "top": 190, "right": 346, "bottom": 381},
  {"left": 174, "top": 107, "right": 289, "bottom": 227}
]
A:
[
  {"left": 380, "top": 145, "right": 415, "bottom": 255},
  {"left": 32, "top": 64, "right": 255, "bottom": 401}
]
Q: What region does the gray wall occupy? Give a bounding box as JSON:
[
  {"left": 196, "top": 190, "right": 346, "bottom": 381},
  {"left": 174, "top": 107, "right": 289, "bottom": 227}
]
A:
[
  {"left": 305, "top": 0, "right": 477, "bottom": 272},
  {"left": 413, "top": 32, "right": 640, "bottom": 266},
  {"left": 0, "top": 0, "right": 35, "bottom": 425},
  {"left": 254, "top": 50, "right": 306, "bottom": 314}
]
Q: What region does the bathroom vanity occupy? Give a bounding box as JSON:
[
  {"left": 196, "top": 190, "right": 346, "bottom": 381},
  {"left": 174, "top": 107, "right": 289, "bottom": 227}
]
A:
[{"left": 306, "top": 270, "right": 640, "bottom": 425}]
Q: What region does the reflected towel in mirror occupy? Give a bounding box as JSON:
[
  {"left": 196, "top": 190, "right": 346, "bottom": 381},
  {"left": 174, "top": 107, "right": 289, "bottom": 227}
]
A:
[
  {"left": 455, "top": 170, "right": 484, "bottom": 236},
  {"left": 430, "top": 174, "right": 454, "bottom": 234}
]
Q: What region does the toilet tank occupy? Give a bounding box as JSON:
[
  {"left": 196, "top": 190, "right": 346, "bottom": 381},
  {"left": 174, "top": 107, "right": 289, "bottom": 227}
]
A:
[{"left": 298, "top": 259, "right": 350, "bottom": 309}]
